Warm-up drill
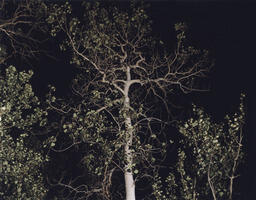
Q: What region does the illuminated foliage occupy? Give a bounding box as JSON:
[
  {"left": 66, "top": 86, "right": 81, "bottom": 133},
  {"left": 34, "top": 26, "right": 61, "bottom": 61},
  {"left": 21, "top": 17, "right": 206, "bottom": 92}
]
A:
[
  {"left": 0, "top": 66, "right": 48, "bottom": 199},
  {"left": 154, "top": 94, "right": 245, "bottom": 200}
]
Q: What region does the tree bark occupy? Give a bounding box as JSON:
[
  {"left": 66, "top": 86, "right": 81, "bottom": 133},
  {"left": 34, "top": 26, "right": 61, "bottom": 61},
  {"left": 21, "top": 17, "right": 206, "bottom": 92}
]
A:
[{"left": 123, "top": 66, "right": 136, "bottom": 200}]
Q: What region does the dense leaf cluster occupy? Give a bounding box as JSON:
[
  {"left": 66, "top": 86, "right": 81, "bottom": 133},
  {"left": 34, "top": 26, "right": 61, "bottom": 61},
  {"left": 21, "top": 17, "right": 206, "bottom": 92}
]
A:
[{"left": 0, "top": 66, "right": 48, "bottom": 199}]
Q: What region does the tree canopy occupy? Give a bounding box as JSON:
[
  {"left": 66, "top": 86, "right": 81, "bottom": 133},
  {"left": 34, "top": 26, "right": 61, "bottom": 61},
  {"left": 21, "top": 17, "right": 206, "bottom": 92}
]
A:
[
  {"left": 0, "top": 1, "right": 247, "bottom": 200},
  {"left": 44, "top": 1, "right": 213, "bottom": 199}
]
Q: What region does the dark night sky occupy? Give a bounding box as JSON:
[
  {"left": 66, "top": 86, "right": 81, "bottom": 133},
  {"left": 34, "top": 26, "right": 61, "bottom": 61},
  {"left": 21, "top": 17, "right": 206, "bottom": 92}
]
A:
[
  {"left": 32, "top": 1, "right": 255, "bottom": 199},
  {"left": 149, "top": 1, "right": 256, "bottom": 199}
]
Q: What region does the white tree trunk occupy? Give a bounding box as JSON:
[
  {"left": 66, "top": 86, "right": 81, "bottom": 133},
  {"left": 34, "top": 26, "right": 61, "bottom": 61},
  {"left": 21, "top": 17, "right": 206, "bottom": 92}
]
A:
[
  {"left": 124, "top": 115, "right": 136, "bottom": 200},
  {"left": 123, "top": 67, "right": 136, "bottom": 200}
]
